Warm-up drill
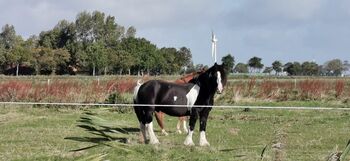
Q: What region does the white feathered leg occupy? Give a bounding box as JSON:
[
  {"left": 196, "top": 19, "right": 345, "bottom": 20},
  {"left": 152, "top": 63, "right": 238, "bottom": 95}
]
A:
[
  {"left": 199, "top": 131, "right": 210, "bottom": 146},
  {"left": 140, "top": 122, "right": 147, "bottom": 143},
  {"left": 145, "top": 122, "right": 159, "bottom": 144},
  {"left": 184, "top": 130, "right": 195, "bottom": 146}
]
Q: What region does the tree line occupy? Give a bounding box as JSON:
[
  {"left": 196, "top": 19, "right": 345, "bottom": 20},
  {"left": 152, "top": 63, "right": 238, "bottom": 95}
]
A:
[
  {"left": 0, "top": 11, "right": 193, "bottom": 76},
  {"left": 221, "top": 55, "right": 350, "bottom": 76},
  {"left": 1, "top": 10, "right": 348, "bottom": 77}
]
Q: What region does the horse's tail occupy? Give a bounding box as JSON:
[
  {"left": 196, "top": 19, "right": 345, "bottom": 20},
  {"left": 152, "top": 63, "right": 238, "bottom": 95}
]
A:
[{"left": 133, "top": 79, "right": 143, "bottom": 102}]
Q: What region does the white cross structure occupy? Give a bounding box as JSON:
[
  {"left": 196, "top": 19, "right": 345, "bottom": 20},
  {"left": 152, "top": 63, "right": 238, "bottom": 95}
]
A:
[{"left": 211, "top": 32, "right": 218, "bottom": 63}]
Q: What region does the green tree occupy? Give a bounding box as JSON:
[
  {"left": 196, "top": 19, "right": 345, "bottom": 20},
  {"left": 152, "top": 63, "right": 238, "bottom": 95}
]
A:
[
  {"left": 248, "top": 56, "right": 264, "bottom": 73},
  {"left": 157, "top": 47, "right": 177, "bottom": 74},
  {"left": 324, "top": 59, "right": 344, "bottom": 76},
  {"left": 0, "top": 44, "right": 7, "bottom": 73},
  {"left": 234, "top": 63, "right": 248, "bottom": 73},
  {"left": 118, "top": 37, "right": 157, "bottom": 75},
  {"left": 221, "top": 54, "right": 235, "bottom": 73},
  {"left": 272, "top": 60, "right": 283, "bottom": 75},
  {"left": 0, "top": 24, "right": 18, "bottom": 49},
  {"left": 6, "top": 45, "right": 32, "bottom": 76},
  {"left": 301, "top": 61, "right": 319, "bottom": 76},
  {"left": 75, "top": 11, "right": 93, "bottom": 45},
  {"left": 0, "top": 25, "right": 32, "bottom": 76},
  {"left": 263, "top": 67, "right": 273, "bottom": 75},
  {"left": 32, "top": 48, "right": 70, "bottom": 75},
  {"left": 125, "top": 26, "right": 136, "bottom": 38},
  {"left": 86, "top": 41, "right": 108, "bottom": 76},
  {"left": 175, "top": 47, "right": 192, "bottom": 74},
  {"left": 195, "top": 64, "right": 208, "bottom": 71},
  {"left": 284, "top": 62, "right": 302, "bottom": 76}
]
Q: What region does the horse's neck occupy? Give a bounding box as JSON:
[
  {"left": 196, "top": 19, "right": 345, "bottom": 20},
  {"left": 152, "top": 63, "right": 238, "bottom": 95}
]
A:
[{"left": 196, "top": 74, "right": 216, "bottom": 96}]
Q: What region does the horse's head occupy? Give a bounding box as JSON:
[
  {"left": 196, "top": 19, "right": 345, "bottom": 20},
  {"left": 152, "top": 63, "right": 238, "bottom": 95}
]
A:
[{"left": 207, "top": 63, "right": 227, "bottom": 94}]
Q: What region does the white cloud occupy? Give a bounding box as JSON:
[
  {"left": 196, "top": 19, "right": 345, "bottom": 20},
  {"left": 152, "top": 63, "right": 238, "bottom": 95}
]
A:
[{"left": 0, "top": 0, "right": 349, "bottom": 65}]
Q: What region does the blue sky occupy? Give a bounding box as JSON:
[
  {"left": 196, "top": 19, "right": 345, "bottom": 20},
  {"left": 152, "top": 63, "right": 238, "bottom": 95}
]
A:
[{"left": 0, "top": 0, "right": 349, "bottom": 66}]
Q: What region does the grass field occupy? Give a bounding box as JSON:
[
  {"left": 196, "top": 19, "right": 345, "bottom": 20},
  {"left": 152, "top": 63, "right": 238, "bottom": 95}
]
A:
[{"left": 1, "top": 105, "right": 349, "bottom": 161}]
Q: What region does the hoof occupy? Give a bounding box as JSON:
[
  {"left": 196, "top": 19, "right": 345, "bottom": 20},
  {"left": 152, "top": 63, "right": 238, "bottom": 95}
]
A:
[
  {"left": 183, "top": 129, "right": 188, "bottom": 134},
  {"left": 199, "top": 141, "right": 210, "bottom": 146},
  {"left": 176, "top": 130, "right": 182, "bottom": 134},
  {"left": 149, "top": 139, "right": 160, "bottom": 145},
  {"left": 161, "top": 129, "right": 169, "bottom": 136},
  {"left": 184, "top": 138, "right": 195, "bottom": 146},
  {"left": 184, "top": 141, "right": 195, "bottom": 146}
]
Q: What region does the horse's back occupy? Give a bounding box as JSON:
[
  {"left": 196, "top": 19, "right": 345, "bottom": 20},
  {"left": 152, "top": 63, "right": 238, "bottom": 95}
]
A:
[{"left": 136, "top": 80, "right": 194, "bottom": 105}]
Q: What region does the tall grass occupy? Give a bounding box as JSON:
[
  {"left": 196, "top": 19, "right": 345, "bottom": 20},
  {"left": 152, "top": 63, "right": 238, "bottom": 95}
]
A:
[
  {"left": 0, "top": 76, "right": 349, "bottom": 107},
  {"left": 0, "top": 78, "right": 136, "bottom": 103},
  {"left": 222, "top": 78, "right": 350, "bottom": 107}
]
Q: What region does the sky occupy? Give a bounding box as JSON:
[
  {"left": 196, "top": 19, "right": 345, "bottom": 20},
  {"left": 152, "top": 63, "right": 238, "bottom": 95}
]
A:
[{"left": 0, "top": 0, "right": 349, "bottom": 66}]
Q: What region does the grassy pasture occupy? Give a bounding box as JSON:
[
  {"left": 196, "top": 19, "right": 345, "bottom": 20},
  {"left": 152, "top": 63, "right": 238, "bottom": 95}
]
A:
[
  {"left": 0, "top": 75, "right": 349, "bottom": 160},
  {"left": 0, "top": 105, "right": 349, "bottom": 161}
]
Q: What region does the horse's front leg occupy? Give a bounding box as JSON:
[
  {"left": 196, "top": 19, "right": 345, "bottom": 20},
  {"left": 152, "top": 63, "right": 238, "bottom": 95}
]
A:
[
  {"left": 184, "top": 109, "right": 198, "bottom": 146},
  {"left": 199, "top": 108, "right": 211, "bottom": 146}
]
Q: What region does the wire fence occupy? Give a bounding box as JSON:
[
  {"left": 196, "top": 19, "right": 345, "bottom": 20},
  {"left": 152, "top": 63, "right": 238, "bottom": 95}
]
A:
[{"left": 1, "top": 101, "right": 350, "bottom": 111}]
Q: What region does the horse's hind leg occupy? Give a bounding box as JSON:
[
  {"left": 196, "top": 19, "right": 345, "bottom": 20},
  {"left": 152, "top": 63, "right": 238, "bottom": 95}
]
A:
[
  {"left": 155, "top": 112, "right": 168, "bottom": 136},
  {"left": 145, "top": 108, "right": 160, "bottom": 144},
  {"left": 176, "top": 116, "right": 188, "bottom": 134},
  {"left": 176, "top": 119, "right": 182, "bottom": 134},
  {"left": 134, "top": 106, "right": 147, "bottom": 143}
]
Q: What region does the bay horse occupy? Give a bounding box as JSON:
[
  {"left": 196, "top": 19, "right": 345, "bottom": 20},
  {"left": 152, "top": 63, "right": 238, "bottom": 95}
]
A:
[
  {"left": 154, "top": 69, "right": 206, "bottom": 135},
  {"left": 133, "top": 63, "right": 227, "bottom": 146}
]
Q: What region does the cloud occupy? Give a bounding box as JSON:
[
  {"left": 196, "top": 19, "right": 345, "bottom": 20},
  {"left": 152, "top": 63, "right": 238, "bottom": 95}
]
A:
[{"left": 0, "top": 0, "right": 349, "bottom": 65}]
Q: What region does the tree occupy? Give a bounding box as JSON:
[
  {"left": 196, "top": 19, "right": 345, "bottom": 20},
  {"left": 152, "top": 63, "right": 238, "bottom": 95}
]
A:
[
  {"left": 234, "top": 63, "right": 248, "bottom": 73},
  {"left": 32, "top": 48, "right": 70, "bottom": 75},
  {"left": 284, "top": 62, "right": 302, "bottom": 76},
  {"left": 6, "top": 45, "right": 32, "bottom": 76},
  {"left": 157, "top": 47, "right": 178, "bottom": 74},
  {"left": 125, "top": 26, "right": 136, "bottom": 38},
  {"left": 221, "top": 54, "right": 235, "bottom": 73},
  {"left": 263, "top": 67, "right": 273, "bottom": 75},
  {"left": 324, "top": 59, "right": 344, "bottom": 76},
  {"left": 175, "top": 47, "right": 192, "bottom": 73},
  {"left": 248, "top": 56, "right": 264, "bottom": 73},
  {"left": 86, "top": 41, "right": 108, "bottom": 76},
  {"left": 272, "top": 60, "right": 283, "bottom": 75},
  {"left": 0, "top": 25, "right": 32, "bottom": 76},
  {"left": 195, "top": 64, "right": 208, "bottom": 71},
  {"left": 75, "top": 11, "right": 93, "bottom": 45},
  {"left": 301, "top": 61, "right": 319, "bottom": 76},
  {"left": 0, "top": 44, "right": 7, "bottom": 73},
  {"left": 0, "top": 24, "right": 18, "bottom": 49},
  {"left": 344, "top": 60, "right": 350, "bottom": 73}
]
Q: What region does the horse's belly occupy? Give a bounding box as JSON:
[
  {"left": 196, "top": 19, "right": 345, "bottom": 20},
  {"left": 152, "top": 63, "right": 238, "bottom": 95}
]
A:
[{"left": 156, "top": 106, "right": 189, "bottom": 117}]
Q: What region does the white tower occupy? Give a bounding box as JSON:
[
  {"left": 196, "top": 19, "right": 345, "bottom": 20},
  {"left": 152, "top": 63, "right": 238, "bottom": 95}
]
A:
[{"left": 211, "top": 32, "right": 218, "bottom": 63}]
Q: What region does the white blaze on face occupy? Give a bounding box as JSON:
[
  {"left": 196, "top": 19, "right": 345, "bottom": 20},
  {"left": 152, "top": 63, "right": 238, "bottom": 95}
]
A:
[{"left": 217, "top": 71, "right": 223, "bottom": 93}]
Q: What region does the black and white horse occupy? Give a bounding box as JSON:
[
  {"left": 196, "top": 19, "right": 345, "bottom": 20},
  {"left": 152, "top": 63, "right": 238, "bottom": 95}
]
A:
[{"left": 133, "top": 63, "right": 227, "bottom": 146}]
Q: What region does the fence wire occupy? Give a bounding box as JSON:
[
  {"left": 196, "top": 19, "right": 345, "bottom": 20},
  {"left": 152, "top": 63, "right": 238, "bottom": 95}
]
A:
[{"left": 0, "top": 101, "right": 349, "bottom": 111}]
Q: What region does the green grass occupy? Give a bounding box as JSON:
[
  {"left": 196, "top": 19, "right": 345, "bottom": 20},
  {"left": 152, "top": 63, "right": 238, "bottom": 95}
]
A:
[{"left": 0, "top": 105, "right": 350, "bottom": 161}]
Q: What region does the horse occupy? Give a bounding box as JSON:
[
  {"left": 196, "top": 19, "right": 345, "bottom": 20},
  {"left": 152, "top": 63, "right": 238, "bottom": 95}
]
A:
[
  {"left": 154, "top": 69, "right": 206, "bottom": 135},
  {"left": 133, "top": 63, "right": 227, "bottom": 146}
]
